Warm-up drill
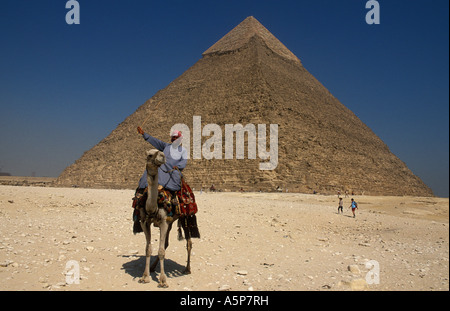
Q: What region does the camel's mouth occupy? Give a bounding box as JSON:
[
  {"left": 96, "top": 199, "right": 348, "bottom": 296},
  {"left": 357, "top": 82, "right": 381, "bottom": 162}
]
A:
[
  {"left": 147, "top": 149, "right": 166, "bottom": 167},
  {"left": 154, "top": 154, "right": 166, "bottom": 166}
]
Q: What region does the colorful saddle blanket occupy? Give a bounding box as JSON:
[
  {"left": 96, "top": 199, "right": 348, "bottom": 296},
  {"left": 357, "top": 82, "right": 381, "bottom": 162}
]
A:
[
  {"left": 133, "top": 180, "right": 197, "bottom": 217},
  {"left": 132, "top": 180, "right": 199, "bottom": 238},
  {"left": 176, "top": 177, "right": 198, "bottom": 215},
  {"left": 157, "top": 186, "right": 180, "bottom": 217}
]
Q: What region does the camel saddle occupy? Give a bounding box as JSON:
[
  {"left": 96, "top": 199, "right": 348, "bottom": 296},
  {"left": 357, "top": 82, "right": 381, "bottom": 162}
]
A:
[
  {"left": 132, "top": 179, "right": 198, "bottom": 219},
  {"left": 132, "top": 179, "right": 199, "bottom": 238},
  {"left": 176, "top": 177, "right": 198, "bottom": 215}
]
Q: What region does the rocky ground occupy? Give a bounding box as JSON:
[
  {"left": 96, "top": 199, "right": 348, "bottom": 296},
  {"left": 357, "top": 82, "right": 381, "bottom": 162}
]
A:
[{"left": 0, "top": 185, "right": 448, "bottom": 291}]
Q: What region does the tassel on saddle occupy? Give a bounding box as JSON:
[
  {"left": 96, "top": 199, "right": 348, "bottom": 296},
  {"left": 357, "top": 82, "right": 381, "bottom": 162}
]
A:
[
  {"left": 177, "top": 214, "right": 201, "bottom": 240},
  {"left": 132, "top": 188, "right": 147, "bottom": 234}
]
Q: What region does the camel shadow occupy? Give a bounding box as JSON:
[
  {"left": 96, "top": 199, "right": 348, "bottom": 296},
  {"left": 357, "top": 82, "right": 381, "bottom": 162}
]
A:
[{"left": 120, "top": 255, "right": 186, "bottom": 282}]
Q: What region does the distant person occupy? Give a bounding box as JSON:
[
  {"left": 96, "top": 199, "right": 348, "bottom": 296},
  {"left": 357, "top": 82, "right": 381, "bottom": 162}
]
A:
[
  {"left": 349, "top": 198, "right": 358, "bottom": 218},
  {"left": 338, "top": 197, "right": 344, "bottom": 214},
  {"left": 210, "top": 184, "right": 216, "bottom": 192}
]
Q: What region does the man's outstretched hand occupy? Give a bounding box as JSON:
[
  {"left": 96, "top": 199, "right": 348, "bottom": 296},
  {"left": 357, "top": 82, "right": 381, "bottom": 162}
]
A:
[{"left": 137, "top": 126, "right": 144, "bottom": 135}]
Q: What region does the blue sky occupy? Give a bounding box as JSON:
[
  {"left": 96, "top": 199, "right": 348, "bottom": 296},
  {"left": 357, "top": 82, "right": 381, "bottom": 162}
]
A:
[{"left": 0, "top": 0, "right": 448, "bottom": 197}]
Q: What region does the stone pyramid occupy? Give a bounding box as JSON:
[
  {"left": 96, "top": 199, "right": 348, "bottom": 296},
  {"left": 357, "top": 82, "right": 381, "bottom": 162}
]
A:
[{"left": 56, "top": 16, "right": 433, "bottom": 196}]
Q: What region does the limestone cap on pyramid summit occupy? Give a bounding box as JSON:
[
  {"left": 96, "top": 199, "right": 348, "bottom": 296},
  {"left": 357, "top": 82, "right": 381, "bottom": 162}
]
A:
[{"left": 202, "top": 16, "right": 301, "bottom": 64}]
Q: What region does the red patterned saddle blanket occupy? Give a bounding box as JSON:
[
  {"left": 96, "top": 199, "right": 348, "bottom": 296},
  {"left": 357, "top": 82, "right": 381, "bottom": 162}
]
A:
[
  {"left": 176, "top": 177, "right": 198, "bottom": 216},
  {"left": 132, "top": 179, "right": 199, "bottom": 238},
  {"left": 133, "top": 178, "right": 198, "bottom": 217}
]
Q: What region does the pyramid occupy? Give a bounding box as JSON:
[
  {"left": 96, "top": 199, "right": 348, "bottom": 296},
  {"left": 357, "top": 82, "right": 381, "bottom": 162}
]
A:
[{"left": 56, "top": 16, "right": 433, "bottom": 196}]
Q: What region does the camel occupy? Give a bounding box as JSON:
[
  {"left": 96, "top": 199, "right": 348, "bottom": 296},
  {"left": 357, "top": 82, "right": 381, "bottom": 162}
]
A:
[{"left": 138, "top": 149, "right": 193, "bottom": 287}]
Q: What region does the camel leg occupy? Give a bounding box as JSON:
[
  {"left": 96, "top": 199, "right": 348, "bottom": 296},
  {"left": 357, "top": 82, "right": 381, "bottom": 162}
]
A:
[
  {"left": 139, "top": 221, "right": 151, "bottom": 283},
  {"left": 157, "top": 221, "right": 169, "bottom": 288},
  {"left": 184, "top": 238, "right": 192, "bottom": 274},
  {"left": 150, "top": 222, "right": 172, "bottom": 272},
  {"left": 150, "top": 257, "right": 159, "bottom": 272},
  {"left": 180, "top": 217, "right": 193, "bottom": 274}
]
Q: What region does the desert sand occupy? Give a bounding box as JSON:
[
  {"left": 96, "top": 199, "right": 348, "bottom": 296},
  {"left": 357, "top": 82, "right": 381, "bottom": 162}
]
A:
[{"left": 0, "top": 185, "right": 448, "bottom": 291}]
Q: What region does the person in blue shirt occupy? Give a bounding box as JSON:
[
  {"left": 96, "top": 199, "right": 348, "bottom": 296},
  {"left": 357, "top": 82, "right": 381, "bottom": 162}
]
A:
[
  {"left": 349, "top": 198, "right": 358, "bottom": 218},
  {"left": 136, "top": 126, "right": 188, "bottom": 191},
  {"left": 132, "top": 126, "right": 188, "bottom": 233}
]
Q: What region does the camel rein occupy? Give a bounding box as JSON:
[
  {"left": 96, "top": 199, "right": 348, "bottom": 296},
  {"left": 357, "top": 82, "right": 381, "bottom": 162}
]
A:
[{"left": 160, "top": 166, "right": 184, "bottom": 194}]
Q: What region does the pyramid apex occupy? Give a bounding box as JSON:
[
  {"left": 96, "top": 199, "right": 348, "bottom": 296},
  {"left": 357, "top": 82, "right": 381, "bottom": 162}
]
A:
[{"left": 202, "top": 16, "right": 301, "bottom": 64}]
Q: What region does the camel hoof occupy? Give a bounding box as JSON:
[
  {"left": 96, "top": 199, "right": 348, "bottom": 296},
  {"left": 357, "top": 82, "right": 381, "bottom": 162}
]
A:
[
  {"left": 158, "top": 275, "right": 168, "bottom": 288},
  {"left": 139, "top": 276, "right": 150, "bottom": 283},
  {"left": 158, "top": 282, "right": 169, "bottom": 288},
  {"left": 183, "top": 268, "right": 191, "bottom": 275}
]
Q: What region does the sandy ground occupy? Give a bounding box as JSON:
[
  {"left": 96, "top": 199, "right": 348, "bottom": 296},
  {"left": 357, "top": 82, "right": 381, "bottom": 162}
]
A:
[{"left": 0, "top": 185, "right": 448, "bottom": 291}]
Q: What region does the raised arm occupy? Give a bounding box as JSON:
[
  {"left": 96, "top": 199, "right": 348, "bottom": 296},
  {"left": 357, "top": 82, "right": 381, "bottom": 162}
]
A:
[{"left": 137, "top": 127, "right": 168, "bottom": 151}]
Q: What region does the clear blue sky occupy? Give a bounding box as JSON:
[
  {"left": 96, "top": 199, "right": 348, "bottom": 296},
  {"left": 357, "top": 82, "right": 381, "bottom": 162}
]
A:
[{"left": 0, "top": 0, "right": 448, "bottom": 197}]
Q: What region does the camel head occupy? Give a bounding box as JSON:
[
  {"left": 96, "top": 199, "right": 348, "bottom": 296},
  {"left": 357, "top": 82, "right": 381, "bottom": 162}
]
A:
[{"left": 146, "top": 149, "right": 166, "bottom": 175}]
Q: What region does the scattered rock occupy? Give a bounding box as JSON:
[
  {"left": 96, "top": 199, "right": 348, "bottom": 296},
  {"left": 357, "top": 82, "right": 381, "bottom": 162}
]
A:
[
  {"left": 348, "top": 265, "right": 361, "bottom": 275},
  {"left": 349, "top": 279, "right": 368, "bottom": 290},
  {"left": 338, "top": 279, "right": 368, "bottom": 290},
  {"left": 0, "top": 260, "right": 13, "bottom": 267}
]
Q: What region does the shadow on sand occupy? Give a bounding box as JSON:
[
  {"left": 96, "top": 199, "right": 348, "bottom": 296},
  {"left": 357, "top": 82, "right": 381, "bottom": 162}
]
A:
[
  {"left": 343, "top": 215, "right": 356, "bottom": 218},
  {"left": 120, "top": 254, "right": 186, "bottom": 283},
  {"left": 337, "top": 212, "right": 356, "bottom": 219}
]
